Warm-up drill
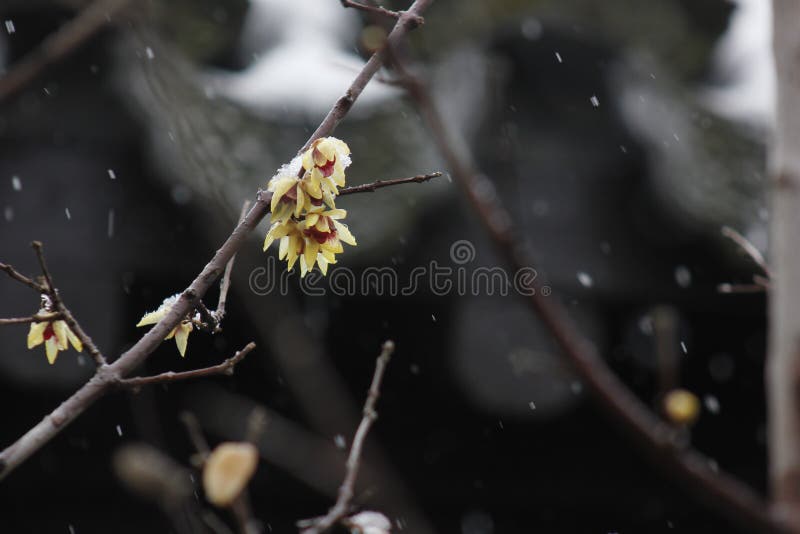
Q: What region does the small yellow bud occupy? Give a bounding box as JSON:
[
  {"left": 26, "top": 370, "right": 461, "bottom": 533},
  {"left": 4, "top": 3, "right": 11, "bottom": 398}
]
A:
[
  {"left": 663, "top": 389, "right": 700, "bottom": 426},
  {"left": 202, "top": 442, "right": 259, "bottom": 507}
]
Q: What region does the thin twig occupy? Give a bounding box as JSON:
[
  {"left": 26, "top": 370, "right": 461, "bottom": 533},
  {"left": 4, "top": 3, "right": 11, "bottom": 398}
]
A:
[
  {"left": 0, "top": 0, "right": 434, "bottom": 482},
  {"left": 0, "top": 0, "right": 135, "bottom": 103},
  {"left": 193, "top": 299, "right": 217, "bottom": 332},
  {"left": 0, "top": 313, "right": 62, "bottom": 325},
  {"left": 721, "top": 226, "right": 772, "bottom": 277},
  {"left": 216, "top": 201, "right": 251, "bottom": 327},
  {"left": 31, "top": 241, "right": 107, "bottom": 367},
  {"left": 0, "top": 262, "right": 44, "bottom": 292},
  {"left": 339, "top": 172, "right": 442, "bottom": 195},
  {"left": 340, "top": 0, "right": 401, "bottom": 19},
  {"left": 182, "top": 411, "right": 212, "bottom": 454},
  {"left": 298, "top": 340, "right": 395, "bottom": 534},
  {"left": 298, "top": 2, "right": 431, "bottom": 154},
  {"left": 117, "top": 342, "right": 256, "bottom": 389},
  {"left": 390, "top": 54, "right": 790, "bottom": 533},
  {"left": 718, "top": 283, "right": 769, "bottom": 294}
]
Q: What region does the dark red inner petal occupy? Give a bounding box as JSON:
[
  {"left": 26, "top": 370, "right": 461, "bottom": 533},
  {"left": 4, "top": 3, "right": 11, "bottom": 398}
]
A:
[
  {"left": 303, "top": 217, "right": 337, "bottom": 244},
  {"left": 319, "top": 158, "right": 336, "bottom": 177},
  {"left": 43, "top": 324, "right": 55, "bottom": 340}
]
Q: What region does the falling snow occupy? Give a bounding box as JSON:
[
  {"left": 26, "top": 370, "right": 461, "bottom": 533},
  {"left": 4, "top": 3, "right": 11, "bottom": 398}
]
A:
[
  {"left": 704, "top": 395, "right": 720, "bottom": 414},
  {"left": 4, "top": 207, "right": 12, "bottom": 221},
  {"left": 577, "top": 271, "right": 594, "bottom": 288},
  {"left": 107, "top": 209, "right": 115, "bottom": 238},
  {"left": 65, "top": 208, "right": 71, "bottom": 220},
  {"left": 116, "top": 425, "right": 123, "bottom": 437},
  {"left": 107, "top": 169, "right": 116, "bottom": 179},
  {"left": 11, "top": 176, "right": 21, "bottom": 191},
  {"left": 680, "top": 341, "right": 688, "bottom": 354},
  {"left": 4, "top": 20, "right": 15, "bottom": 34},
  {"left": 334, "top": 434, "right": 346, "bottom": 449},
  {"left": 145, "top": 47, "right": 155, "bottom": 60},
  {"left": 555, "top": 51, "right": 563, "bottom": 63},
  {"left": 674, "top": 265, "right": 692, "bottom": 288},
  {"left": 590, "top": 95, "right": 600, "bottom": 107}
]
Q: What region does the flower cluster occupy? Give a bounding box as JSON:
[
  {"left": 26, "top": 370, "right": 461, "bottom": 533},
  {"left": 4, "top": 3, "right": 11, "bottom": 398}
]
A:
[
  {"left": 264, "top": 137, "right": 357, "bottom": 276},
  {"left": 136, "top": 294, "right": 194, "bottom": 357},
  {"left": 27, "top": 296, "right": 83, "bottom": 364}
]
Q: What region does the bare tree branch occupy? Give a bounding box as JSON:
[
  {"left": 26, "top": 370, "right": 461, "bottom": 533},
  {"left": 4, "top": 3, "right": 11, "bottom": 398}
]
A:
[
  {"left": 0, "top": 262, "right": 44, "bottom": 293},
  {"left": 339, "top": 172, "right": 442, "bottom": 195},
  {"left": 215, "top": 201, "right": 251, "bottom": 327},
  {"left": 340, "top": 0, "right": 401, "bottom": 19},
  {"left": 389, "top": 52, "right": 791, "bottom": 533},
  {"left": 721, "top": 226, "right": 772, "bottom": 277},
  {"left": 0, "top": 0, "right": 135, "bottom": 103},
  {"left": 768, "top": 0, "right": 800, "bottom": 526},
  {"left": 0, "top": 313, "right": 62, "bottom": 325},
  {"left": 0, "top": 0, "right": 435, "bottom": 482},
  {"left": 116, "top": 342, "right": 256, "bottom": 389},
  {"left": 31, "top": 241, "right": 107, "bottom": 367},
  {"left": 298, "top": 340, "right": 395, "bottom": 534}
]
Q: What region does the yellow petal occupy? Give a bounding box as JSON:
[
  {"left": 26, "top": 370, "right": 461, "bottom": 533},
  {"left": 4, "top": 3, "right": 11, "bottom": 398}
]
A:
[
  {"left": 294, "top": 185, "right": 306, "bottom": 218},
  {"left": 320, "top": 248, "right": 337, "bottom": 263},
  {"left": 53, "top": 321, "right": 69, "bottom": 350},
  {"left": 278, "top": 236, "right": 290, "bottom": 260},
  {"left": 334, "top": 220, "right": 357, "bottom": 246},
  {"left": 332, "top": 166, "right": 346, "bottom": 187},
  {"left": 302, "top": 149, "right": 315, "bottom": 171},
  {"left": 317, "top": 255, "right": 329, "bottom": 275},
  {"left": 305, "top": 213, "right": 320, "bottom": 228},
  {"left": 165, "top": 327, "right": 177, "bottom": 340},
  {"left": 287, "top": 237, "right": 299, "bottom": 271},
  {"left": 304, "top": 240, "right": 319, "bottom": 272},
  {"left": 270, "top": 202, "right": 293, "bottom": 224},
  {"left": 299, "top": 255, "right": 308, "bottom": 278},
  {"left": 28, "top": 322, "right": 47, "bottom": 349},
  {"left": 329, "top": 137, "right": 350, "bottom": 156},
  {"left": 66, "top": 326, "right": 83, "bottom": 352},
  {"left": 269, "top": 177, "right": 297, "bottom": 212},
  {"left": 323, "top": 239, "right": 344, "bottom": 254},
  {"left": 305, "top": 172, "right": 322, "bottom": 199},
  {"left": 175, "top": 322, "right": 192, "bottom": 357},
  {"left": 137, "top": 310, "right": 165, "bottom": 327},
  {"left": 325, "top": 208, "right": 347, "bottom": 220},
  {"left": 45, "top": 337, "right": 59, "bottom": 364}
]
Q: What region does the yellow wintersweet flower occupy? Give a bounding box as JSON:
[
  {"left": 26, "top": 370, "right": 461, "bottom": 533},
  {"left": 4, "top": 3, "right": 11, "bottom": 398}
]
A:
[
  {"left": 27, "top": 309, "right": 83, "bottom": 364},
  {"left": 267, "top": 136, "right": 351, "bottom": 221},
  {"left": 136, "top": 294, "right": 194, "bottom": 357},
  {"left": 301, "top": 137, "right": 351, "bottom": 204},
  {"left": 263, "top": 206, "right": 356, "bottom": 277}
]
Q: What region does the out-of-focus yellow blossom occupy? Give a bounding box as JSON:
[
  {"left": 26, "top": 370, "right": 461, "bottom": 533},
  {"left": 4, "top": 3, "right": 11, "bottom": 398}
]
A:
[
  {"left": 264, "top": 137, "right": 356, "bottom": 276},
  {"left": 264, "top": 206, "right": 356, "bottom": 277},
  {"left": 136, "top": 294, "right": 194, "bottom": 357},
  {"left": 27, "top": 308, "right": 83, "bottom": 364},
  {"left": 202, "top": 442, "right": 259, "bottom": 507},
  {"left": 663, "top": 388, "right": 700, "bottom": 426}
]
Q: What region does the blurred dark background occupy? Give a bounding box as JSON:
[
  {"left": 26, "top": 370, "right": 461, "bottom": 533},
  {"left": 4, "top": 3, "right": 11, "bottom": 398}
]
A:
[{"left": 0, "top": 0, "right": 772, "bottom": 532}]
